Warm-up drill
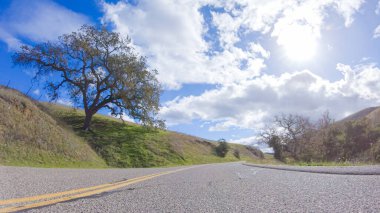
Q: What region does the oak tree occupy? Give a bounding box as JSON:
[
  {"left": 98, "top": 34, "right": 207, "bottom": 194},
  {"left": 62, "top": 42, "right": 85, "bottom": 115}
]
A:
[{"left": 13, "top": 25, "right": 164, "bottom": 130}]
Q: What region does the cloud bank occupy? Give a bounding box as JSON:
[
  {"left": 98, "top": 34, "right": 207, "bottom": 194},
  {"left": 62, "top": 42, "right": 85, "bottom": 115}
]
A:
[
  {"left": 100, "top": 0, "right": 376, "bottom": 147},
  {"left": 161, "top": 63, "right": 380, "bottom": 131}
]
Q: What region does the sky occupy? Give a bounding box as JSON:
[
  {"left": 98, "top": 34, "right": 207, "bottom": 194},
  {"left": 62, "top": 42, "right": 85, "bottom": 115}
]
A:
[{"left": 1, "top": 0, "right": 380, "bottom": 152}]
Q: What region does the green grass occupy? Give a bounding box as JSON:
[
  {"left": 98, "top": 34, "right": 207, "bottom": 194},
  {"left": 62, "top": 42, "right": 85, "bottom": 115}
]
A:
[
  {"left": 0, "top": 85, "right": 265, "bottom": 168},
  {"left": 0, "top": 86, "right": 107, "bottom": 168},
  {"left": 0, "top": 143, "right": 106, "bottom": 168},
  {"left": 43, "top": 103, "right": 264, "bottom": 168}
]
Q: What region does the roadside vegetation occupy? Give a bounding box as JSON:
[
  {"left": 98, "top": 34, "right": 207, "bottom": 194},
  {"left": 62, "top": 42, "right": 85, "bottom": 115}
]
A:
[
  {"left": 0, "top": 86, "right": 107, "bottom": 168},
  {"left": 0, "top": 25, "right": 267, "bottom": 168},
  {"left": 215, "top": 139, "right": 230, "bottom": 157},
  {"left": 0, "top": 86, "right": 264, "bottom": 168},
  {"left": 261, "top": 111, "right": 380, "bottom": 164},
  {"left": 42, "top": 103, "right": 264, "bottom": 167}
]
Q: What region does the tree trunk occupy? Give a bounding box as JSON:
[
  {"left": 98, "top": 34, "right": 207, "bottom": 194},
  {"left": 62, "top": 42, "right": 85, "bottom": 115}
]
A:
[{"left": 83, "top": 112, "right": 93, "bottom": 131}]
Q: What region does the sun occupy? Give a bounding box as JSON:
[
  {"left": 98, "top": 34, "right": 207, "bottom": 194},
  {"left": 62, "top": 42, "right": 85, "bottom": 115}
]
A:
[{"left": 279, "top": 25, "right": 318, "bottom": 62}]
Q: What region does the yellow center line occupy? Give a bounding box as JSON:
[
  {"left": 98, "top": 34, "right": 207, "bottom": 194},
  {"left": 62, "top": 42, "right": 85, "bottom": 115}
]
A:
[
  {"left": 0, "top": 167, "right": 195, "bottom": 213},
  {"left": 0, "top": 172, "right": 158, "bottom": 205}
]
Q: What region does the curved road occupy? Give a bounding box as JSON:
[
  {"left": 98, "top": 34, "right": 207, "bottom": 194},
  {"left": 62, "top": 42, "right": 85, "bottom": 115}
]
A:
[{"left": 1, "top": 163, "right": 379, "bottom": 212}]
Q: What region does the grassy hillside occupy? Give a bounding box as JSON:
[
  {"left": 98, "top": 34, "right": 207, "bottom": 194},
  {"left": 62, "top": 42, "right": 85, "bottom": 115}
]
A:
[
  {"left": 42, "top": 103, "right": 265, "bottom": 168},
  {"left": 339, "top": 106, "right": 380, "bottom": 127},
  {"left": 0, "top": 85, "right": 264, "bottom": 168},
  {"left": 333, "top": 107, "right": 380, "bottom": 163},
  {"left": 0, "top": 86, "right": 107, "bottom": 168}
]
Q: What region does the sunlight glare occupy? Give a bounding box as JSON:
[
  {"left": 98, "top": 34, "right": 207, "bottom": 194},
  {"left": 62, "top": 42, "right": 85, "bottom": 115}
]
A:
[{"left": 279, "top": 25, "right": 318, "bottom": 62}]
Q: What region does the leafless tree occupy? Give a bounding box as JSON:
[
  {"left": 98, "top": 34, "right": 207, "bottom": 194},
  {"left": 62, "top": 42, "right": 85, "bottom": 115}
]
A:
[
  {"left": 317, "top": 110, "right": 334, "bottom": 129},
  {"left": 259, "top": 125, "right": 284, "bottom": 160},
  {"left": 274, "top": 114, "right": 313, "bottom": 158}
]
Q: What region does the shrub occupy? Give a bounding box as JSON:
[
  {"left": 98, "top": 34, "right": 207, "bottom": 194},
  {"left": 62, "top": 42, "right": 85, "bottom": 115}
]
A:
[
  {"left": 245, "top": 145, "right": 264, "bottom": 159},
  {"left": 233, "top": 149, "right": 240, "bottom": 159},
  {"left": 215, "top": 139, "right": 229, "bottom": 157}
]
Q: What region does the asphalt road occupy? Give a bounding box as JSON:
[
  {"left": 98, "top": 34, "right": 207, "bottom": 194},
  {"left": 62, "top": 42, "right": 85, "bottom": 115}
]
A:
[{"left": 1, "top": 162, "right": 379, "bottom": 212}]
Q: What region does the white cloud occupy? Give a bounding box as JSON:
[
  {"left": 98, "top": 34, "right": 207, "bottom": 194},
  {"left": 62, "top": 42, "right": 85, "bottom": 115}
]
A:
[
  {"left": 101, "top": 0, "right": 208, "bottom": 89},
  {"left": 211, "top": 10, "right": 241, "bottom": 48},
  {"left": 102, "top": 0, "right": 363, "bottom": 89},
  {"left": 32, "top": 89, "right": 40, "bottom": 96},
  {"left": 213, "top": 0, "right": 363, "bottom": 42},
  {"left": 376, "top": 1, "right": 380, "bottom": 15},
  {"left": 232, "top": 136, "right": 260, "bottom": 146},
  {"left": 0, "top": 28, "right": 23, "bottom": 51},
  {"left": 332, "top": 0, "right": 364, "bottom": 27},
  {"left": 0, "top": 0, "right": 90, "bottom": 49},
  {"left": 337, "top": 63, "right": 380, "bottom": 100},
  {"left": 373, "top": 25, "right": 380, "bottom": 38},
  {"left": 101, "top": 0, "right": 268, "bottom": 89},
  {"left": 161, "top": 63, "right": 380, "bottom": 132},
  {"left": 236, "top": 0, "right": 362, "bottom": 61},
  {"left": 231, "top": 135, "right": 273, "bottom": 153},
  {"left": 56, "top": 99, "right": 73, "bottom": 107},
  {"left": 250, "top": 43, "right": 271, "bottom": 59}
]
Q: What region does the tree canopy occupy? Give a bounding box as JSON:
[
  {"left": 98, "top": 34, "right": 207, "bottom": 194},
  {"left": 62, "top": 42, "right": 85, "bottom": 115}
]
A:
[{"left": 13, "top": 25, "right": 164, "bottom": 130}]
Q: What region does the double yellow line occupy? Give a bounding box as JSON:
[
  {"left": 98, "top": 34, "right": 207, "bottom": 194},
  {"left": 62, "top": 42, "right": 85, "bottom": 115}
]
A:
[{"left": 0, "top": 167, "right": 193, "bottom": 212}]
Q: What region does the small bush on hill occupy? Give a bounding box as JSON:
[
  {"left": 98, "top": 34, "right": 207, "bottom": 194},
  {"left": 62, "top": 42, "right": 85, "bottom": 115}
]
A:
[
  {"left": 245, "top": 145, "right": 265, "bottom": 159},
  {"left": 215, "top": 139, "right": 229, "bottom": 157},
  {"left": 233, "top": 149, "right": 240, "bottom": 159}
]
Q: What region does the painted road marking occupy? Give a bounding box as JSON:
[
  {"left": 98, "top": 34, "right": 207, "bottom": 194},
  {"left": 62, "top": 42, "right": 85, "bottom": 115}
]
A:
[
  {"left": 0, "top": 167, "right": 195, "bottom": 213},
  {"left": 0, "top": 173, "right": 159, "bottom": 205}
]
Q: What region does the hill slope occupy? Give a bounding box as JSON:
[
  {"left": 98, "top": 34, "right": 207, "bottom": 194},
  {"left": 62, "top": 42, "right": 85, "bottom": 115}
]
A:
[
  {"left": 0, "top": 86, "right": 107, "bottom": 167},
  {"left": 0, "top": 86, "right": 264, "bottom": 168},
  {"left": 42, "top": 103, "right": 264, "bottom": 167},
  {"left": 340, "top": 106, "right": 380, "bottom": 127},
  {"left": 311, "top": 107, "right": 380, "bottom": 163}
]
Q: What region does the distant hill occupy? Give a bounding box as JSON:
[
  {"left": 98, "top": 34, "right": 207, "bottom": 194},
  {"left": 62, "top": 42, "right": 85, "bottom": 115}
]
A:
[{"left": 0, "top": 86, "right": 265, "bottom": 168}]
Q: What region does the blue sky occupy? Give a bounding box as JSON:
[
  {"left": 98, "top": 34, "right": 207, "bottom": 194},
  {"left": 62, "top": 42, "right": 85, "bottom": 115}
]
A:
[{"left": 1, "top": 0, "right": 380, "bottom": 151}]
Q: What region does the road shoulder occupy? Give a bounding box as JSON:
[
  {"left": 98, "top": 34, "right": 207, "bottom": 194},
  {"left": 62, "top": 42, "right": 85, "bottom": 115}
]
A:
[{"left": 243, "top": 163, "right": 380, "bottom": 175}]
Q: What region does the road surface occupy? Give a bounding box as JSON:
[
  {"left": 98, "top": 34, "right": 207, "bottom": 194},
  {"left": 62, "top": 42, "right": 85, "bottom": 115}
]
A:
[{"left": 1, "top": 162, "right": 379, "bottom": 212}]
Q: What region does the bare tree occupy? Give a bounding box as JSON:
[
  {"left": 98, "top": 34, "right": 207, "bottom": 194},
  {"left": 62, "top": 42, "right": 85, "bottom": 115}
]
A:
[
  {"left": 13, "top": 25, "right": 164, "bottom": 130},
  {"left": 274, "top": 114, "right": 313, "bottom": 158},
  {"left": 261, "top": 110, "right": 380, "bottom": 163},
  {"left": 317, "top": 110, "right": 334, "bottom": 129},
  {"left": 260, "top": 126, "right": 284, "bottom": 160},
  {"left": 261, "top": 114, "right": 314, "bottom": 160},
  {"left": 316, "top": 110, "right": 336, "bottom": 160}
]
